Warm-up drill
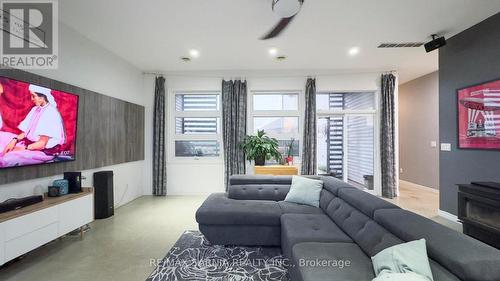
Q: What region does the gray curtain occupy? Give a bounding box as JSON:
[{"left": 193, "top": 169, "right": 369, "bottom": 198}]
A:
[
  {"left": 222, "top": 80, "right": 247, "bottom": 190},
  {"left": 301, "top": 78, "right": 317, "bottom": 175},
  {"left": 381, "top": 73, "right": 397, "bottom": 198},
  {"left": 153, "top": 76, "right": 167, "bottom": 196}
]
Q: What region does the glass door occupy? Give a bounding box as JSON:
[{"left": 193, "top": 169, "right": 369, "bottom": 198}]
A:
[{"left": 316, "top": 92, "right": 378, "bottom": 192}]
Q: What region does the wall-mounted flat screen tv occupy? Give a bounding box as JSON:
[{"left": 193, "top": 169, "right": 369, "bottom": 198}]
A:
[{"left": 0, "top": 76, "right": 78, "bottom": 168}]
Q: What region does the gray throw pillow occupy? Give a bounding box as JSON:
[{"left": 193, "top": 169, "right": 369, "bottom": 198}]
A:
[
  {"left": 371, "top": 239, "right": 434, "bottom": 281},
  {"left": 372, "top": 272, "right": 430, "bottom": 281},
  {"left": 284, "top": 176, "right": 323, "bottom": 207}
]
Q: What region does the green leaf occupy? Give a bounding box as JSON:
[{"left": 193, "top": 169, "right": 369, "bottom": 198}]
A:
[{"left": 240, "top": 130, "right": 283, "bottom": 162}]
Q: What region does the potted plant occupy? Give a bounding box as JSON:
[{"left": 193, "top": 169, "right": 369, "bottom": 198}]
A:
[
  {"left": 241, "top": 130, "right": 282, "bottom": 166},
  {"left": 285, "top": 138, "right": 295, "bottom": 165}
]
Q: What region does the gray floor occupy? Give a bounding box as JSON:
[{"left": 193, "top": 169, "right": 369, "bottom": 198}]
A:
[{"left": 0, "top": 195, "right": 207, "bottom": 281}]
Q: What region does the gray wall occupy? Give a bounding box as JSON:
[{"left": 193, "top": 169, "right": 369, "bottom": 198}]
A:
[
  {"left": 0, "top": 69, "right": 145, "bottom": 185},
  {"left": 399, "top": 71, "right": 439, "bottom": 189},
  {"left": 439, "top": 12, "right": 500, "bottom": 215}
]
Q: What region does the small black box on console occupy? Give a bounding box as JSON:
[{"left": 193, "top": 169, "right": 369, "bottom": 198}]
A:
[{"left": 64, "top": 172, "right": 82, "bottom": 193}]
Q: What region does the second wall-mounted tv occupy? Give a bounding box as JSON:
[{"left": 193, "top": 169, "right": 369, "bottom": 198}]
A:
[{"left": 0, "top": 76, "right": 79, "bottom": 169}]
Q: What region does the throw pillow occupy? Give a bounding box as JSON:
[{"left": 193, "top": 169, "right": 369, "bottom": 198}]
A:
[
  {"left": 371, "top": 239, "right": 434, "bottom": 281},
  {"left": 284, "top": 176, "right": 323, "bottom": 207},
  {"left": 373, "top": 272, "right": 430, "bottom": 281}
]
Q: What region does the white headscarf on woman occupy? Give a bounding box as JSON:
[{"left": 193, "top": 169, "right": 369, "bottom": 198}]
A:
[
  {"left": 19, "top": 84, "right": 65, "bottom": 148},
  {"left": 29, "top": 84, "right": 57, "bottom": 107}
]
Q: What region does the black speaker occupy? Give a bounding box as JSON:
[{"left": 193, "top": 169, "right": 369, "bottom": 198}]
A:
[
  {"left": 424, "top": 36, "right": 446, "bottom": 53},
  {"left": 93, "top": 171, "right": 114, "bottom": 219},
  {"left": 64, "top": 172, "right": 82, "bottom": 193}
]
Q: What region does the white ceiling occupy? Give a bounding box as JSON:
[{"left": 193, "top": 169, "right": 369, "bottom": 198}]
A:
[{"left": 59, "top": 0, "right": 500, "bottom": 83}]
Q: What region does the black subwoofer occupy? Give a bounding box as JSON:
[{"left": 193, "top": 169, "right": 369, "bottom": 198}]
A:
[{"left": 93, "top": 171, "right": 114, "bottom": 219}]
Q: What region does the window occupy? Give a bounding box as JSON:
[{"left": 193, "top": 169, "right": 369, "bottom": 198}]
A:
[
  {"left": 175, "top": 118, "right": 220, "bottom": 134},
  {"left": 253, "top": 94, "right": 298, "bottom": 111},
  {"left": 172, "top": 92, "right": 221, "bottom": 158},
  {"left": 317, "top": 92, "right": 375, "bottom": 111},
  {"left": 175, "top": 140, "right": 220, "bottom": 157},
  {"left": 176, "top": 94, "right": 219, "bottom": 111},
  {"left": 253, "top": 117, "right": 299, "bottom": 134},
  {"left": 316, "top": 92, "right": 376, "bottom": 190},
  {"left": 250, "top": 92, "right": 301, "bottom": 161}
]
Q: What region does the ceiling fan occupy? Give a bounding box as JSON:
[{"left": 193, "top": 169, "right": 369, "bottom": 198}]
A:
[{"left": 260, "top": 0, "right": 304, "bottom": 40}]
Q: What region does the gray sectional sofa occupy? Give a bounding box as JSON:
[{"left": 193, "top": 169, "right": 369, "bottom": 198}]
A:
[{"left": 195, "top": 175, "right": 500, "bottom": 281}]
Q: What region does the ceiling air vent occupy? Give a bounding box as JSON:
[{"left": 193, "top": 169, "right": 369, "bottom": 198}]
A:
[{"left": 378, "top": 42, "right": 424, "bottom": 48}]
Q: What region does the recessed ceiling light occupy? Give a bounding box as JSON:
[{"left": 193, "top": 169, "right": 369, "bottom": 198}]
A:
[
  {"left": 269, "top": 48, "right": 278, "bottom": 56},
  {"left": 348, "top": 47, "right": 360, "bottom": 56},
  {"left": 189, "top": 49, "right": 200, "bottom": 58}
]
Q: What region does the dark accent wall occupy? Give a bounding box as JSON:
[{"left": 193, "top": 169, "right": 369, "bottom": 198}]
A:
[
  {"left": 439, "top": 12, "right": 500, "bottom": 215},
  {"left": 0, "top": 69, "right": 145, "bottom": 185}
]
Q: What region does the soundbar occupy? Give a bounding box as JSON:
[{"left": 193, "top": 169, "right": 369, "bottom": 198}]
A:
[{"left": 0, "top": 195, "right": 44, "bottom": 214}]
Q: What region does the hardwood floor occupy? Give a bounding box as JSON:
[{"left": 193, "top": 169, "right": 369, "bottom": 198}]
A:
[
  {"left": 384, "top": 181, "right": 462, "bottom": 232},
  {"left": 385, "top": 181, "right": 439, "bottom": 218}
]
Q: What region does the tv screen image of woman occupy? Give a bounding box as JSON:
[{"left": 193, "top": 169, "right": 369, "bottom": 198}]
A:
[{"left": 0, "top": 77, "right": 78, "bottom": 168}]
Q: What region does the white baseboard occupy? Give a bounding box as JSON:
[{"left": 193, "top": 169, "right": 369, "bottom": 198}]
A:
[
  {"left": 438, "top": 209, "right": 461, "bottom": 224},
  {"left": 399, "top": 180, "right": 439, "bottom": 193}
]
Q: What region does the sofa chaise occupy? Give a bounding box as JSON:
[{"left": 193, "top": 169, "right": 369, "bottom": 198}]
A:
[{"left": 195, "top": 175, "right": 500, "bottom": 281}]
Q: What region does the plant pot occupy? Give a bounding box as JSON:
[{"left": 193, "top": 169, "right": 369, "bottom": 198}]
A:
[
  {"left": 254, "top": 155, "right": 266, "bottom": 166},
  {"left": 286, "top": 156, "right": 294, "bottom": 165}
]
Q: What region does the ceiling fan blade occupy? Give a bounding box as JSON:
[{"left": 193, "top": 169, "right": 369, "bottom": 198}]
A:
[{"left": 260, "top": 16, "right": 295, "bottom": 40}]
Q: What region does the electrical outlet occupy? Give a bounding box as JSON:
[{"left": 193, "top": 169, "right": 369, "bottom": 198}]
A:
[
  {"left": 440, "top": 143, "right": 452, "bottom": 151},
  {"left": 430, "top": 141, "right": 437, "bottom": 148},
  {"left": 400, "top": 168, "right": 404, "bottom": 173}
]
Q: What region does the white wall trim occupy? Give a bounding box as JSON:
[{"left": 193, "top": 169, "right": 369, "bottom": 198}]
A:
[
  {"left": 438, "top": 209, "right": 461, "bottom": 224},
  {"left": 400, "top": 180, "right": 439, "bottom": 194}
]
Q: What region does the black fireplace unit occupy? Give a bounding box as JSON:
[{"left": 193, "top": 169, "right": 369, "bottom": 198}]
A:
[{"left": 458, "top": 182, "right": 500, "bottom": 249}]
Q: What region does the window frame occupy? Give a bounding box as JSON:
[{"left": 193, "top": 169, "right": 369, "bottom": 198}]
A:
[
  {"left": 169, "top": 91, "right": 223, "bottom": 163},
  {"left": 248, "top": 90, "right": 303, "bottom": 161}
]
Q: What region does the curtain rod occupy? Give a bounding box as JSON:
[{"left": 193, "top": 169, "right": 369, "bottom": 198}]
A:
[
  {"left": 159, "top": 73, "right": 385, "bottom": 79},
  {"left": 143, "top": 70, "right": 397, "bottom": 79},
  {"left": 143, "top": 71, "right": 165, "bottom": 76}
]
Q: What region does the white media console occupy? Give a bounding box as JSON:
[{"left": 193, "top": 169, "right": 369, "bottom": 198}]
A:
[{"left": 0, "top": 188, "right": 94, "bottom": 266}]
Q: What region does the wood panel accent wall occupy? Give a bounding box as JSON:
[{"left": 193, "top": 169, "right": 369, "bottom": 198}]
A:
[{"left": 0, "top": 69, "right": 145, "bottom": 185}]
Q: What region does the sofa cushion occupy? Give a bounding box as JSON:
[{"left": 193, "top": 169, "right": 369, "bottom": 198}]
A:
[
  {"left": 198, "top": 224, "right": 281, "bottom": 246},
  {"left": 230, "top": 175, "right": 294, "bottom": 185},
  {"left": 338, "top": 188, "right": 399, "bottom": 218},
  {"left": 280, "top": 214, "right": 352, "bottom": 258},
  {"left": 278, "top": 201, "right": 324, "bottom": 215},
  {"left": 195, "top": 193, "right": 281, "bottom": 226},
  {"left": 374, "top": 208, "right": 500, "bottom": 281},
  {"left": 228, "top": 184, "right": 290, "bottom": 201},
  {"left": 319, "top": 189, "right": 336, "bottom": 211},
  {"left": 429, "top": 260, "right": 460, "bottom": 281},
  {"left": 325, "top": 197, "right": 402, "bottom": 256},
  {"left": 320, "top": 176, "right": 354, "bottom": 195},
  {"left": 292, "top": 242, "right": 375, "bottom": 281}
]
